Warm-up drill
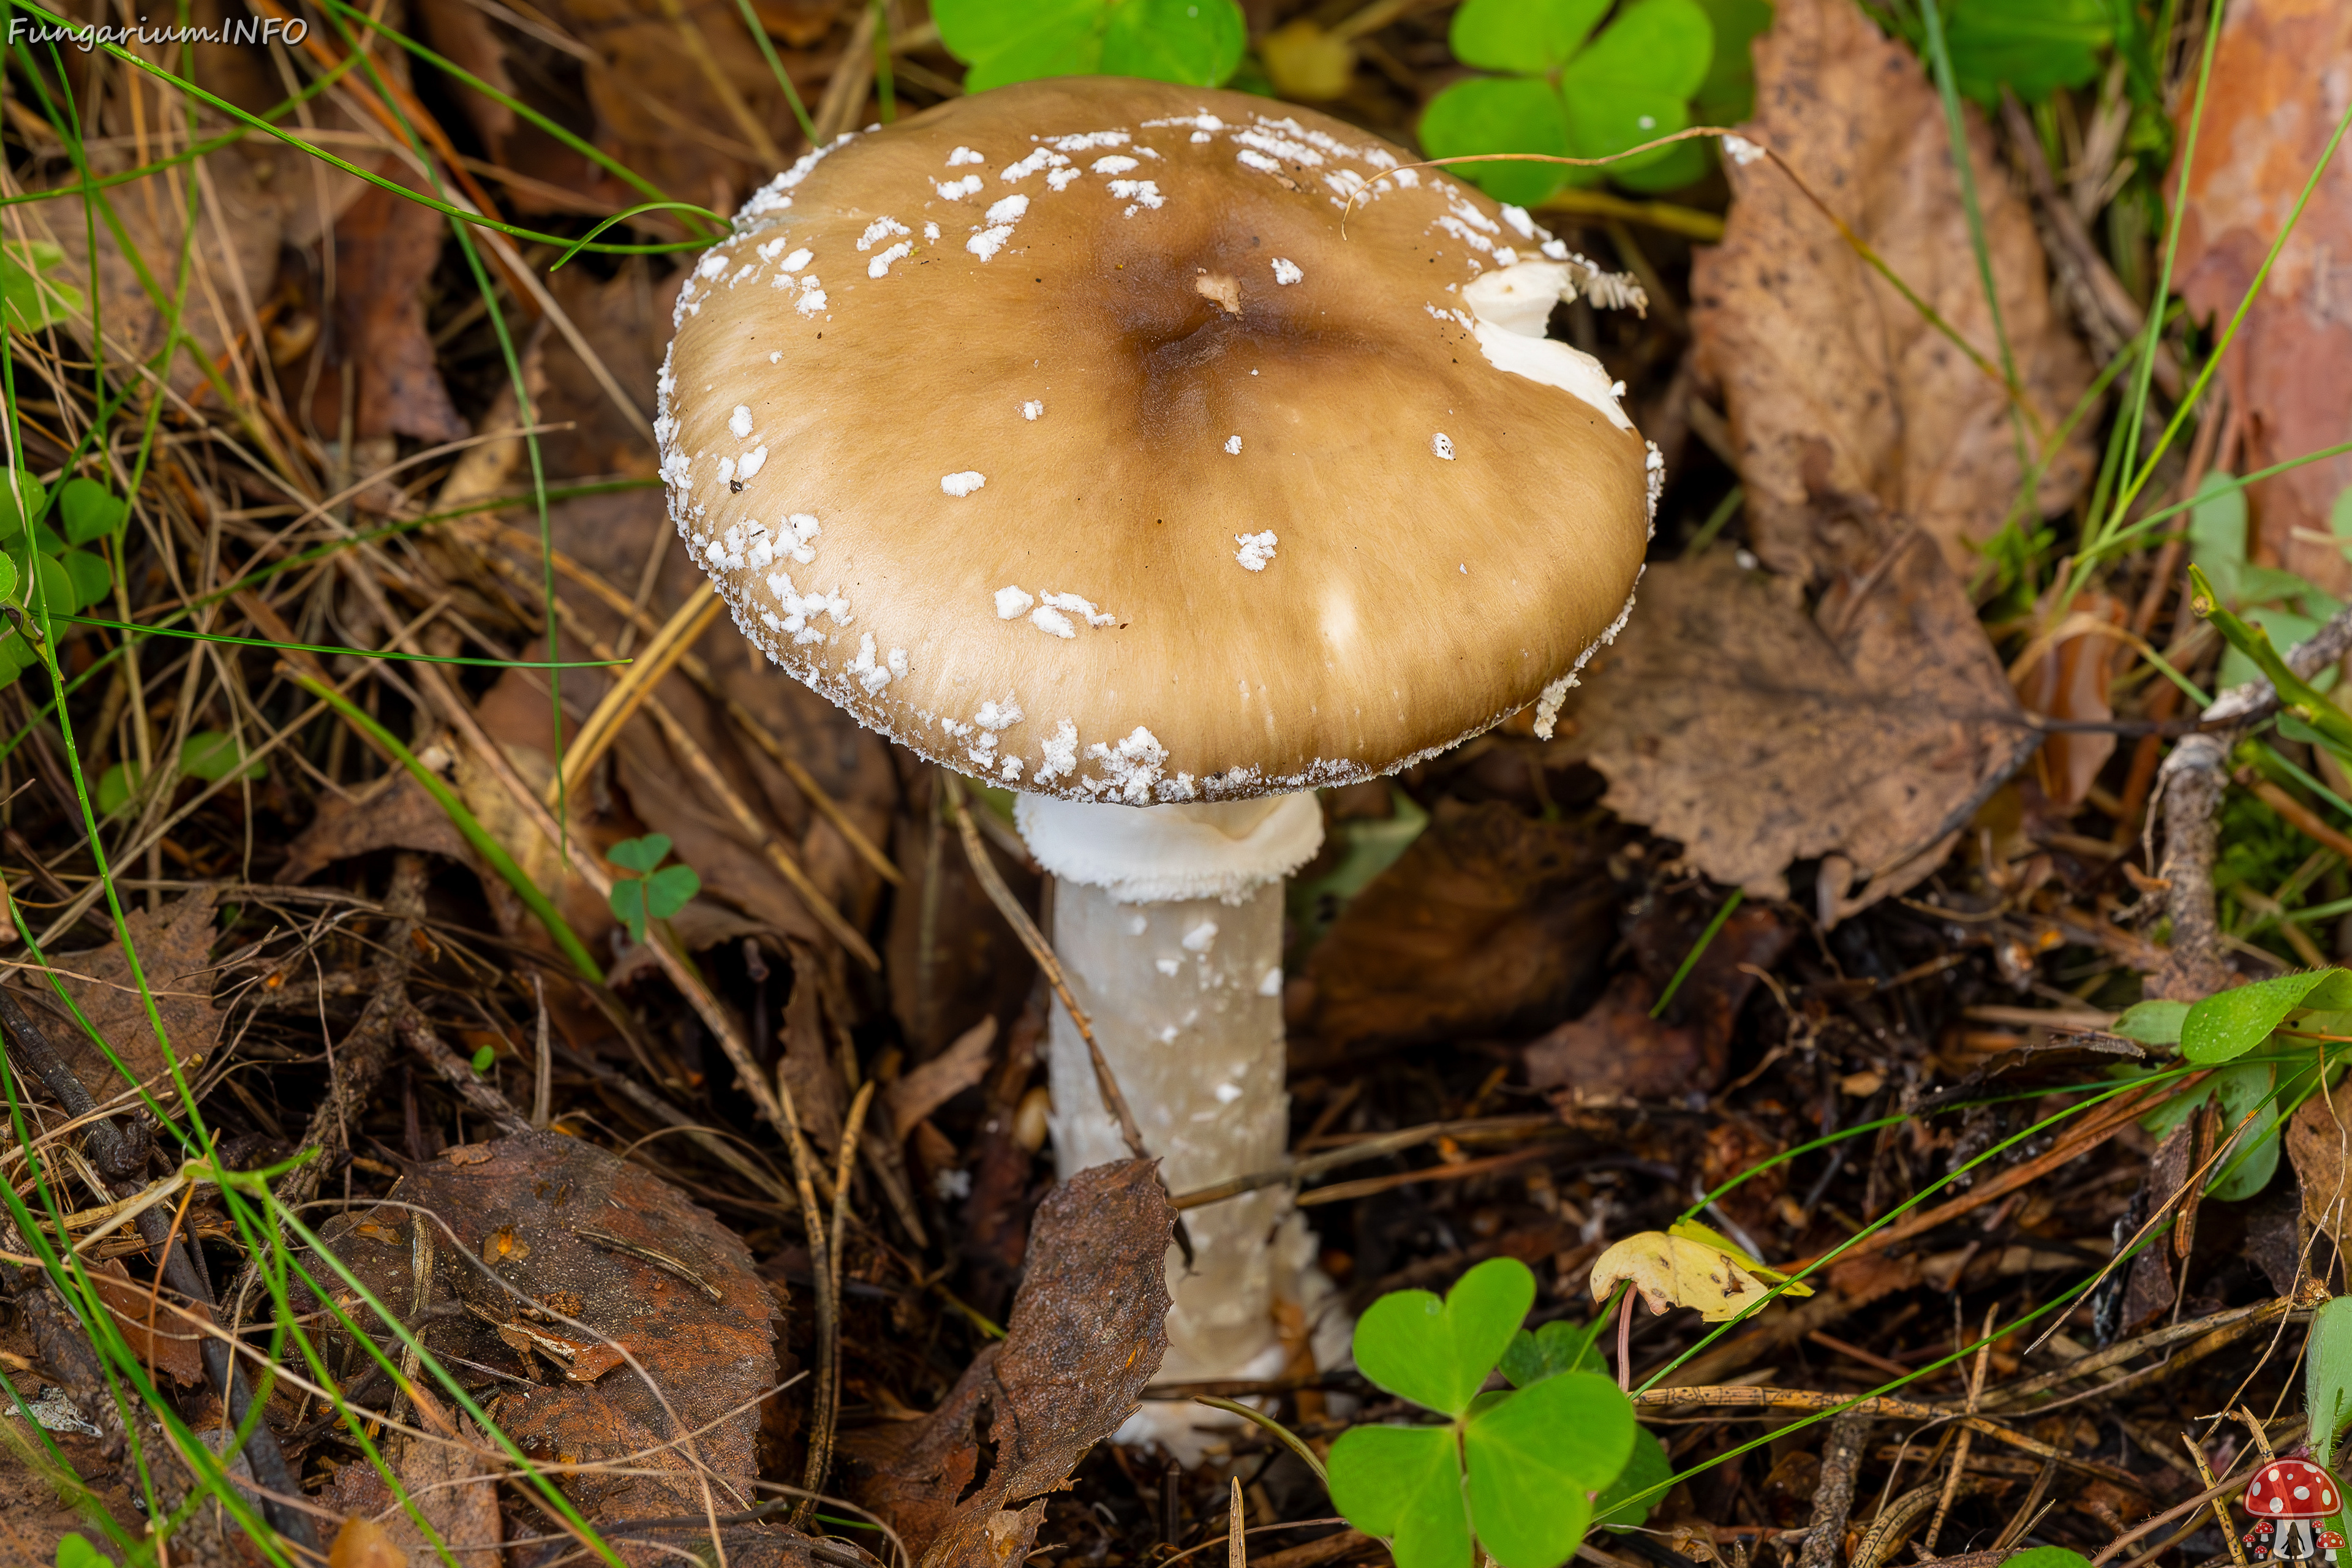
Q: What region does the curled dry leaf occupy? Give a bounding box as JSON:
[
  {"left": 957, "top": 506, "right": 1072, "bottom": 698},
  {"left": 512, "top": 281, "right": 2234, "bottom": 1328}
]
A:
[
  {"left": 1547, "top": 545, "right": 2036, "bottom": 914},
  {"left": 312, "top": 1131, "right": 776, "bottom": 1538},
  {"left": 1589, "top": 1232, "right": 1773, "bottom": 1323},
  {"left": 1689, "top": 0, "right": 2094, "bottom": 581},
  {"left": 2012, "top": 591, "right": 2128, "bottom": 809},
  {"left": 87, "top": 1260, "right": 209, "bottom": 1387},
  {"left": 845, "top": 1159, "right": 1174, "bottom": 1568},
  {"left": 2174, "top": 0, "right": 2352, "bottom": 597}
]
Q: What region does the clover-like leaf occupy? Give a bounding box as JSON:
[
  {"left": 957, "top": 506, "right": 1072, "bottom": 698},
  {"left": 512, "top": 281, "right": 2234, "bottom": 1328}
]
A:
[
  {"left": 936, "top": 0, "right": 1244, "bottom": 92},
  {"left": 1464, "top": 1371, "right": 1634, "bottom": 1568},
  {"left": 53, "top": 1534, "right": 108, "bottom": 1568},
  {"left": 1498, "top": 1318, "right": 1605, "bottom": 1388},
  {"left": 2181, "top": 968, "right": 2348, "bottom": 1063},
  {"left": 60, "top": 546, "right": 111, "bottom": 610},
  {"left": 0, "top": 554, "right": 17, "bottom": 605},
  {"left": 1099, "top": 0, "right": 1245, "bottom": 87},
  {"left": 0, "top": 470, "right": 45, "bottom": 541},
  {"left": 1594, "top": 1427, "right": 1674, "bottom": 1531},
  {"left": 1557, "top": 0, "right": 1710, "bottom": 187},
  {"left": 642, "top": 862, "right": 702, "bottom": 922},
  {"left": 30, "top": 553, "right": 73, "bottom": 617},
  {"left": 97, "top": 760, "right": 144, "bottom": 816},
  {"left": 2, "top": 240, "right": 84, "bottom": 333},
  {"left": 608, "top": 834, "right": 674, "bottom": 874},
  {"left": 1939, "top": 0, "right": 2110, "bottom": 108},
  {"left": 1327, "top": 1423, "right": 1470, "bottom": 1568},
  {"left": 1449, "top": 0, "right": 1610, "bottom": 73},
  {"left": 1418, "top": 77, "right": 1573, "bottom": 208},
  {"left": 1354, "top": 1255, "right": 1536, "bottom": 1417},
  {"left": 181, "top": 731, "right": 266, "bottom": 784},
  {"left": 56, "top": 478, "right": 125, "bottom": 545}
]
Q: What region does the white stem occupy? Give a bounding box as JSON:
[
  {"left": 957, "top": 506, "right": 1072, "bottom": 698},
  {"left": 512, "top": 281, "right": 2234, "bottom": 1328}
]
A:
[{"left": 1017, "top": 793, "right": 1343, "bottom": 1461}]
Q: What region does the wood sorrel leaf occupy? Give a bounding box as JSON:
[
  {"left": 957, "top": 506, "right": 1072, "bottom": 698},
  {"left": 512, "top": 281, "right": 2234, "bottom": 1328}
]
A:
[
  {"left": 1463, "top": 1371, "right": 1635, "bottom": 1568},
  {"left": 1328, "top": 1423, "right": 1469, "bottom": 1568},
  {"left": 1353, "top": 1256, "right": 1535, "bottom": 1417}
]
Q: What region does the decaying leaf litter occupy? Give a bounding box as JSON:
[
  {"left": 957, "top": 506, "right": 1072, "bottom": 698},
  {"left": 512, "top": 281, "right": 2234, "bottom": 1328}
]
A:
[{"left": 5, "top": 1, "right": 2352, "bottom": 1567}]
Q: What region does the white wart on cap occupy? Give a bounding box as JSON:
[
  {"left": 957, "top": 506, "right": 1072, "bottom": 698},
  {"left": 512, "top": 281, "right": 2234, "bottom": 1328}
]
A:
[{"left": 659, "top": 77, "right": 1655, "bottom": 804}]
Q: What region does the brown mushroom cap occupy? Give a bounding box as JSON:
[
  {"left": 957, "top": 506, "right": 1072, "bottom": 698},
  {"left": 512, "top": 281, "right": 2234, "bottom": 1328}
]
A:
[{"left": 658, "top": 77, "right": 1654, "bottom": 804}]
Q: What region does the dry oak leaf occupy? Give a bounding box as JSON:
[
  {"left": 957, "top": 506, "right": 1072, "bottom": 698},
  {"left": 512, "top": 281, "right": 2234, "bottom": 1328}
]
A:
[
  {"left": 88, "top": 1259, "right": 209, "bottom": 1387},
  {"left": 45, "top": 888, "right": 224, "bottom": 1097},
  {"left": 312, "top": 1131, "right": 775, "bottom": 1537},
  {"left": 845, "top": 1159, "right": 1173, "bottom": 1568},
  {"left": 1689, "top": 0, "right": 2093, "bottom": 581},
  {"left": 2174, "top": 0, "right": 2352, "bottom": 598},
  {"left": 1547, "top": 544, "right": 2037, "bottom": 910}
]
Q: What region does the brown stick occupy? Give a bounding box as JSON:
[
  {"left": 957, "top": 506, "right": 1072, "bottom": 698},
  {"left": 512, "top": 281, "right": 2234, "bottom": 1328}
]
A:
[{"left": 1630, "top": 1387, "right": 2135, "bottom": 1482}]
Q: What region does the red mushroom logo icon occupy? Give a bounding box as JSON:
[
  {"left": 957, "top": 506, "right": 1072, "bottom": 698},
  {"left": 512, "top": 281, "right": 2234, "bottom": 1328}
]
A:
[{"left": 2244, "top": 1459, "right": 2343, "bottom": 1561}]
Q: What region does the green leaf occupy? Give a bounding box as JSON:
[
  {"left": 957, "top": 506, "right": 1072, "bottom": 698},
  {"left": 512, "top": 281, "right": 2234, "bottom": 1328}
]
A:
[
  {"left": 2310, "top": 1296, "right": 2352, "bottom": 1470},
  {"left": 30, "top": 554, "right": 72, "bottom": 617},
  {"left": 1940, "top": 0, "right": 2111, "bottom": 108},
  {"left": 0, "top": 470, "right": 46, "bottom": 541},
  {"left": 2112, "top": 998, "right": 2188, "bottom": 1046},
  {"left": 936, "top": 0, "right": 1246, "bottom": 91},
  {"left": 471, "top": 1043, "right": 497, "bottom": 1073},
  {"left": 2180, "top": 968, "right": 2345, "bottom": 1063},
  {"left": 181, "top": 731, "right": 266, "bottom": 783},
  {"left": 0, "top": 554, "right": 18, "bottom": 604},
  {"left": 97, "top": 761, "right": 143, "bottom": 816},
  {"left": 1498, "top": 1319, "right": 1606, "bottom": 1388},
  {"left": 56, "top": 478, "right": 125, "bottom": 545},
  {"left": 1354, "top": 1256, "right": 1536, "bottom": 1417},
  {"left": 53, "top": 1533, "right": 107, "bottom": 1568},
  {"left": 1594, "top": 1426, "right": 1673, "bottom": 1531},
  {"left": 2001, "top": 1550, "right": 2096, "bottom": 1568},
  {"left": 1100, "top": 0, "right": 1246, "bottom": 87},
  {"left": 608, "top": 834, "right": 674, "bottom": 874},
  {"left": 1449, "top": 0, "right": 1610, "bottom": 73},
  {"left": 1690, "top": 0, "right": 1773, "bottom": 124},
  {"left": 1419, "top": 77, "right": 1573, "bottom": 208},
  {"left": 0, "top": 630, "right": 37, "bottom": 681},
  {"left": 1463, "top": 1371, "right": 1635, "bottom": 1568},
  {"left": 60, "top": 546, "right": 111, "bottom": 611},
  {"left": 643, "top": 862, "right": 702, "bottom": 921},
  {"left": 2203, "top": 1062, "right": 2282, "bottom": 1203},
  {"left": 609, "top": 880, "right": 654, "bottom": 946},
  {"left": 2188, "top": 471, "right": 2247, "bottom": 604},
  {"left": 1613, "top": 136, "right": 1711, "bottom": 195},
  {"left": 1558, "top": 0, "right": 1710, "bottom": 184},
  {"left": 1, "top": 240, "right": 84, "bottom": 333},
  {"left": 1327, "top": 1424, "right": 1470, "bottom": 1568}
]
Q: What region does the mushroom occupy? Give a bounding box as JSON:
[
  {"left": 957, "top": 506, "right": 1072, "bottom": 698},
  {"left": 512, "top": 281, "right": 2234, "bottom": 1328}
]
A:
[
  {"left": 2244, "top": 1458, "right": 2343, "bottom": 1561},
  {"left": 658, "top": 77, "right": 1657, "bottom": 1458}
]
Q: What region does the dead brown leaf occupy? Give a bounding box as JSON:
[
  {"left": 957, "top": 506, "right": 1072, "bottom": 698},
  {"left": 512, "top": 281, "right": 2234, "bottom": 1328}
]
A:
[
  {"left": 87, "top": 1259, "right": 208, "bottom": 1387},
  {"left": 2174, "top": 0, "right": 2352, "bottom": 595},
  {"left": 846, "top": 1160, "right": 1172, "bottom": 1568},
  {"left": 886, "top": 1018, "right": 996, "bottom": 1140},
  {"left": 21, "top": 143, "right": 368, "bottom": 397},
  {"left": 1297, "top": 799, "right": 1620, "bottom": 1058},
  {"left": 1689, "top": 0, "right": 2094, "bottom": 580},
  {"left": 312, "top": 166, "right": 468, "bottom": 446},
  {"left": 281, "top": 774, "right": 477, "bottom": 885},
  {"left": 312, "top": 1131, "right": 775, "bottom": 1534},
  {"left": 1548, "top": 542, "right": 2037, "bottom": 915},
  {"left": 323, "top": 1390, "right": 502, "bottom": 1568},
  {"left": 2013, "top": 592, "right": 2127, "bottom": 808},
  {"left": 41, "top": 889, "right": 222, "bottom": 1098},
  {"left": 2287, "top": 1092, "right": 2352, "bottom": 1271},
  {"left": 1525, "top": 905, "right": 1792, "bottom": 1103}
]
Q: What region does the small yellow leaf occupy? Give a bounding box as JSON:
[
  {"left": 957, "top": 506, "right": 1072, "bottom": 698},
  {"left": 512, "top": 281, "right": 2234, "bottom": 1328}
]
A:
[
  {"left": 1259, "top": 20, "right": 1356, "bottom": 102},
  {"left": 1589, "top": 1231, "right": 1774, "bottom": 1322},
  {"left": 1667, "top": 1217, "right": 1814, "bottom": 1296}
]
